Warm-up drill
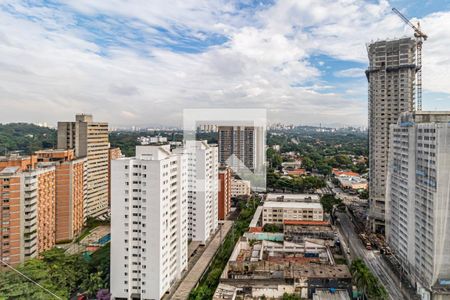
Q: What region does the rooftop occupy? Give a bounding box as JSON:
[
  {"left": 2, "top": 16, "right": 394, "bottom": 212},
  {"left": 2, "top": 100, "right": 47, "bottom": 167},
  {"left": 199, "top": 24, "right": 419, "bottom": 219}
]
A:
[
  {"left": 0, "top": 166, "right": 20, "bottom": 175},
  {"left": 266, "top": 193, "right": 320, "bottom": 202},
  {"left": 313, "top": 289, "right": 351, "bottom": 300},
  {"left": 263, "top": 201, "right": 322, "bottom": 209},
  {"left": 284, "top": 220, "right": 329, "bottom": 226}
]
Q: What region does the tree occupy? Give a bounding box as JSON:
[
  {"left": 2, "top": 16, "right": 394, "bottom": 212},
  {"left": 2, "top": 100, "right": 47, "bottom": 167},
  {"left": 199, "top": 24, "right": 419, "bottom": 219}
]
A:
[
  {"left": 263, "top": 223, "right": 283, "bottom": 233},
  {"left": 350, "top": 259, "right": 388, "bottom": 300},
  {"left": 82, "top": 271, "right": 104, "bottom": 297},
  {"left": 320, "top": 195, "right": 342, "bottom": 213},
  {"left": 0, "top": 248, "right": 88, "bottom": 299},
  {"left": 282, "top": 293, "right": 302, "bottom": 300},
  {"left": 301, "top": 157, "right": 314, "bottom": 170}
]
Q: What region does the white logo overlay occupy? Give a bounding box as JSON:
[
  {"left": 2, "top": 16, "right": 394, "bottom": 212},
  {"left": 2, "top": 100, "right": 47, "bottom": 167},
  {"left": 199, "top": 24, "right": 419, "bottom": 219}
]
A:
[{"left": 183, "top": 108, "right": 267, "bottom": 192}]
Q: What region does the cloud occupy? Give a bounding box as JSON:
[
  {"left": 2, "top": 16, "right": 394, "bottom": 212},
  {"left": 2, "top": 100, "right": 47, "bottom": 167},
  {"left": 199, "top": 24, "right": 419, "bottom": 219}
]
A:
[
  {"left": 0, "top": 0, "right": 449, "bottom": 128},
  {"left": 334, "top": 68, "right": 366, "bottom": 78}
]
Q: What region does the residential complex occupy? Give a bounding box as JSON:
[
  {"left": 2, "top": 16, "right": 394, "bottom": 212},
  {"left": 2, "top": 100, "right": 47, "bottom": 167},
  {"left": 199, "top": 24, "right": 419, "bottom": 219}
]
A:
[
  {"left": 175, "top": 140, "right": 218, "bottom": 244},
  {"left": 230, "top": 178, "right": 251, "bottom": 198},
  {"left": 262, "top": 201, "right": 324, "bottom": 226},
  {"left": 386, "top": 111, "right": 450, "bottom": 299},
  {"left": 218, "top": 167, "right": 232, "bottom": 220},
  {"left": 366, "top": 38, "right": 416, "bottom": 233},
  {"left": 110, "top": 145, "right": 188, "bottom": 300},
  {"left": 58, "top": 114, "right": 109, "bottom": 219},
  {"left": 0, "top": 155, "right": 56, "bottom": 266},
  {"left": 35, "top": 149, "right": 86, "bottom": 242}
]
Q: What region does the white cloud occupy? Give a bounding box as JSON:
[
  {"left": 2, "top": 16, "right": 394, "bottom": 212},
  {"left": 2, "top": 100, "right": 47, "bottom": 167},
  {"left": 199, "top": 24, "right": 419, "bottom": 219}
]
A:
[
  {"left": 0, "top": 0, "right": 449, "bottom": 128},
  {"left": 334, "top": 68, "right": 366, "bottom": 78}
]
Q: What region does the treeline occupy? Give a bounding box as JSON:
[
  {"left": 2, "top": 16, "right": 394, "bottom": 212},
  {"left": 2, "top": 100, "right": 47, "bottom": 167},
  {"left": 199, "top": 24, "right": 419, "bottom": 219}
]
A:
[
  {"left": 267, "top": 171, "right": 326, "bottom": 192},
  {"left": 0, "top": 123, "right": 56, "bottom": 155},
  {"left": 267, "top": 131, "right": 368, "bottom": 176}
]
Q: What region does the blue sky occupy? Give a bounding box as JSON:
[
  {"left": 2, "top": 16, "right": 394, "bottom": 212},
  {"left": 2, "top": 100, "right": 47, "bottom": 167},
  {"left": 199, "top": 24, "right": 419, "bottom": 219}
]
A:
[{"left": 0, "top": 0, "right": 449, "bottom": 127}]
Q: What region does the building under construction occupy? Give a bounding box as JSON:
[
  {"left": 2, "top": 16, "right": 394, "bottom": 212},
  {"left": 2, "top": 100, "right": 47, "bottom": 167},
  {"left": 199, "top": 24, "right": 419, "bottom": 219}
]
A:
[{"left": 366, "top": 37, "right": 417, "bottom": 233}]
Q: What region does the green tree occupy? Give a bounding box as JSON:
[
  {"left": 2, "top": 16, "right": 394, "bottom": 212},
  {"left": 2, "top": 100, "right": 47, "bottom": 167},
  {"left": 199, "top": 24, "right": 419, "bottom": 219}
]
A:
[
  {"left": 0, "top": 248, "right": 88, "bottom": 299},
  {"left": 302, "top": 157, "right": 315, "bottom": 170},
  {"left": 350, "top": 259, "right": 388, "bottom": 300},
  {"left": 282, "top": 293, "right": 302, "bottom": 300},
  {"left": 320, "top": 195, "right": 342, "bottom": 213}
]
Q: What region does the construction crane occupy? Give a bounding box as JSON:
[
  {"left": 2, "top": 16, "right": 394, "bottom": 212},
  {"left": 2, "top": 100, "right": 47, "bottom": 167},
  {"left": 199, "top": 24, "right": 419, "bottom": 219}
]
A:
[{"left": 392, "top": 8, "right": 428, "bottom": 111}]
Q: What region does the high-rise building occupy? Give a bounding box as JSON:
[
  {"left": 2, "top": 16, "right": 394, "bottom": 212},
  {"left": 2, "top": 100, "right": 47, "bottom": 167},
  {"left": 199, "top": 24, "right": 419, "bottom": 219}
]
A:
[
  {"left": 58, "top": 114, "right": 109, "bottom": 219},
  {"left": 217, "top": 126, "right": 264, "bottom": 173},
  {"left": 108, "top": 147, "right": 122, "bottom": 205},
  {"left": 110, "top": 145, "right": 188, "bottom": 300},
  {"left": 35, "top": 149, "right": 86, "bottom": 242},
  {"left": 218, "top": 166, "right": 232, "bottom": 220},
  {"left": 0, "top": 156, "right": 56, "bottom": 266},
  {"left": 386, "top": 111, "right": 450, "bottom": 299},
  {"left": 175, "top": 140, "right": 218, "bottom": 244},
  {"left": 366, "top": 38, "right": 416, "bottom": 232}
]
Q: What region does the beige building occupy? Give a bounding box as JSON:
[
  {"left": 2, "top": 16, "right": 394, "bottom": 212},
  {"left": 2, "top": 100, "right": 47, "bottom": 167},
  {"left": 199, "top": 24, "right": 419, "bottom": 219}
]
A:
[
  {"left": 231, "top": 178, "right": 251, "bottom": 198},
  {"left": 366, "top": 38, "right": 416, "bottom": 233},
  {"left": 58, "top": 114, "right": 109, "bottom": 219},
  {"left": 262, "top": 202, "right": 323, "bottom": 226}
]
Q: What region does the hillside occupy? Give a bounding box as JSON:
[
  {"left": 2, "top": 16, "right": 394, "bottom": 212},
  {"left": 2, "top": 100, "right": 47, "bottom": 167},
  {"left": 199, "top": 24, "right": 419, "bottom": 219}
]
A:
[{"left": 0, "top": 123, "right": 57, "bottom": 155}]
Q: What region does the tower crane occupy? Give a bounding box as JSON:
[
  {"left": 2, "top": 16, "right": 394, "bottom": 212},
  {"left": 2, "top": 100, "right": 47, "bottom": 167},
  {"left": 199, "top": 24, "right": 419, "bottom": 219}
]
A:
[{"left": 392, "top": 7, "right": 428, "bottom": 111}]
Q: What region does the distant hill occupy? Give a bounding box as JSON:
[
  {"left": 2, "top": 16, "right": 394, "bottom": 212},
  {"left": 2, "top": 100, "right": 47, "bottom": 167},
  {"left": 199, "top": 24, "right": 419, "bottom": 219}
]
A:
[{"left": 0, "top": 123, "right": 57, "bottom": 155}]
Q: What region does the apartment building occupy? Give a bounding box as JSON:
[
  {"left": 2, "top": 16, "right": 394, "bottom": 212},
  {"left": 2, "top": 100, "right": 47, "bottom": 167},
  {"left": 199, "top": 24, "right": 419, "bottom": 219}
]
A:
[
  {"left": 110, "top": 145, "right": 188, "bottom": 300},
  {"left": 218, "top": 167, "right": 232, "bottom": 220},
  {"left": 366, "top": 38, "right": 416, "bottom": 233},
  {"left": 218, "top": 126, "right": 264, "bottom": 172},
  {"left": 230, "top": 178, "right": 251, "bottom": 198},
  {"left": 58, "top": 114, "right": 109, "bottom": 219},
  {"left": 35, "top": 149, "right": 86, "bottom": 242},
  {"left": 0, "top": 156, "right": 56, "bottom": 266},
  {"left": 175, "top": 140, "right": 218, "bottom": 244},
  {"left": 262, "top": 202, "right": 323, "bottom": 226},
  {"left": 386, "top": 111, "right": 450, "bottom": 299}
]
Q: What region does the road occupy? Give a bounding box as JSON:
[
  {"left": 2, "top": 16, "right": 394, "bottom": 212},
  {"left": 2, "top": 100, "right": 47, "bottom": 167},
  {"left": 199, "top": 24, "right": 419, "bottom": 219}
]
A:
[{"left": 336, "top": 211, "right": 411, "bottom": 300}]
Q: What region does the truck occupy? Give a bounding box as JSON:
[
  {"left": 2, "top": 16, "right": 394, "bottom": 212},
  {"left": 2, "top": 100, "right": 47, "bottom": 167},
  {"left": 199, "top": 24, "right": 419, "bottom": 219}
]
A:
[{"left": 359, "top": 233, "right": 372, "bottom": 250}]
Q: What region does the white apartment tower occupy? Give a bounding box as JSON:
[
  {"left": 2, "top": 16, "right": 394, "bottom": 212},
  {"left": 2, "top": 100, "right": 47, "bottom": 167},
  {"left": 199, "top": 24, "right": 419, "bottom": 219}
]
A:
[
  {"left": 175, "top": 140, "right": 218, "bottom": 244},
  {"left": 366, "top": 38, "right": 416, "bottom": 232},
  {"left": 58, "top": 114, "right": 109, "bottom": 219},
  {"left": 386, "top": 111, "right": 450, "bottom": 299},
  {"left": 110, "top": 145, "right": 188, "bottom": 300}
]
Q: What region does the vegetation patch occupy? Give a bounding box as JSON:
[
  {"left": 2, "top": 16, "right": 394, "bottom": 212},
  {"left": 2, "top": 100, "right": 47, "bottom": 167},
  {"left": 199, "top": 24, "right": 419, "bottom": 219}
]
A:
[
  {"left": 189, "top": 197, "right": 260, "bottom": 299},
  {"left": 351, "top": 259, "right": 388, "bottom": 300}
]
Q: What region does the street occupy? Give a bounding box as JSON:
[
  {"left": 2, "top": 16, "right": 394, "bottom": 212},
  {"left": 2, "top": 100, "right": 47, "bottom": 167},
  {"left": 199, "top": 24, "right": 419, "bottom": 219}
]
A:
[{"left": 336, "top": 211, "right": 412, "bottom": 300}]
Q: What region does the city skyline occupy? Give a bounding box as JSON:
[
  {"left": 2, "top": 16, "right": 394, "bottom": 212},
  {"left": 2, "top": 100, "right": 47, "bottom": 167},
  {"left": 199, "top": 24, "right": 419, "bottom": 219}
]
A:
[{"left": 1, "top": 1, "right": 450, "bottom": 127}]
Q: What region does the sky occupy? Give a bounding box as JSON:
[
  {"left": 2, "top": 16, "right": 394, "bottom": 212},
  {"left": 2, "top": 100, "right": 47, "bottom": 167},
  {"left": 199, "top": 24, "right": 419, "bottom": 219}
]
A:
[{"left": 0, "top": 0, "right": 449, "bottom": 128}]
